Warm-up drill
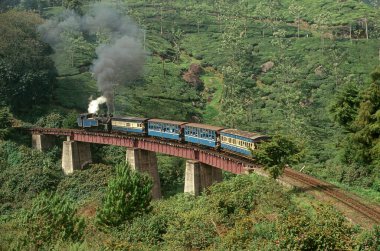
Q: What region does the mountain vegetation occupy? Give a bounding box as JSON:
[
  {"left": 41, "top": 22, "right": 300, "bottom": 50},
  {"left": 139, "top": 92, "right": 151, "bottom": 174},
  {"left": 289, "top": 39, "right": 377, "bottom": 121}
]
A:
[{"left": 0, "top": 0, "right": 380, "bottom": 249}]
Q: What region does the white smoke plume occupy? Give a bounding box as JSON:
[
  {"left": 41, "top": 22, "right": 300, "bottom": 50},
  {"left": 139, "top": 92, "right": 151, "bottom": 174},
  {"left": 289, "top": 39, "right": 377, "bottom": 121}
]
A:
[
  {"left": 38, "top": 3, "right": 146, "bottom": 115},
  {"left": 88, "top": 96, "right": 107, "bottom": 114}
]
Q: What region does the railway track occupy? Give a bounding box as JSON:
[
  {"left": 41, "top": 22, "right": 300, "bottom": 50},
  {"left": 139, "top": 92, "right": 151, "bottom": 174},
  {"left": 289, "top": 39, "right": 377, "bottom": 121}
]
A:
[{"left": 283, "top": 168, "right": 380, "bottom": 226}]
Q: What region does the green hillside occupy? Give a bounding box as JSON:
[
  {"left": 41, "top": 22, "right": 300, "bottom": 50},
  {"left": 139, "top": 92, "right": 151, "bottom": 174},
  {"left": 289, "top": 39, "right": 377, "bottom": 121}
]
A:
[{"left": 1, "top": 0, "right": 380, "bottom": 249}]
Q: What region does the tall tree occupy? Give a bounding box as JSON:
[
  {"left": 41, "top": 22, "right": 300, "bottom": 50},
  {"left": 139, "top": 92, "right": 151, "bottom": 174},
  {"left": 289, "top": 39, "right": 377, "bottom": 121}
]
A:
[
  {"left": 314, "top": 11, "right": 332, "bottom": 49},
  {"left": 351, "top": 68, "right": 380, "bottom": 165},
  {"left": 332, "top": 67, "right": 380, "bottom": 169},
  {"left": 253, "top": 135, "right": 302, "bottom": 179},
  {"left": 63, "top": 0, "right": 82, "bottom": 13},
  {"left": 288, "top": 1, "right": 304, "bottom": 38}
]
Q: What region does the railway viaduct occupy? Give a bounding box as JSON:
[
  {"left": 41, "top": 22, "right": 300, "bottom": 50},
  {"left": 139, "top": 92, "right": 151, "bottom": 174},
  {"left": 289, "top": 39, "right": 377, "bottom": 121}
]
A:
[
  {"left": 30, "top": 128, "right": 259, "bottom": 199},
  {"left": 28, "top": 127, "right": 380, "bottom": 227}
]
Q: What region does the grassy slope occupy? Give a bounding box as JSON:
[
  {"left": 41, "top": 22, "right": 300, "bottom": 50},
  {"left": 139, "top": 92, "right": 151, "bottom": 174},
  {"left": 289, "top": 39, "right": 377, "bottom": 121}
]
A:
[{"left": 38, "top": 0, "right": 380, "bottom": 205}]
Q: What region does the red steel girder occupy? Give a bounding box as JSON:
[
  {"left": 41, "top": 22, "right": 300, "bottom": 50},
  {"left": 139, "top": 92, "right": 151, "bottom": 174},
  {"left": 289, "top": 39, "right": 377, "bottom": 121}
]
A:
[{"left": 29, "top": 128, "right": 254, "bottom": 174}]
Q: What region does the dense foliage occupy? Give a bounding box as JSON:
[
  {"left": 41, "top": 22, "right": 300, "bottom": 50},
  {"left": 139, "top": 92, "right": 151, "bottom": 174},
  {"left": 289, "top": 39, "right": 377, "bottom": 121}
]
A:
[
  {"left": 0, "top": 11, "right": 56, "bottom": 113},
  {"left": 0, "top": 107, "right": 12, "bottom": 139},
  {"left": 330, "top": 67, "right": 380, "bottom": 188},
  {"left": 1, "top": 0, "right": 380, "bottom": 249},
  {"left": 96, "top": 162, "right": 153, "bottom": 227},
  {"left": 253, "top": 135, "right": 302, "bottom": 178},
  {"left": 89, "top": 175, "right": 377, "bottom": 250},
  {"left": 22, "top": 192, "right": 85, "bottom": 249},
  {"left": 0, "top": 141, "right": 63, "bottom": 214}
]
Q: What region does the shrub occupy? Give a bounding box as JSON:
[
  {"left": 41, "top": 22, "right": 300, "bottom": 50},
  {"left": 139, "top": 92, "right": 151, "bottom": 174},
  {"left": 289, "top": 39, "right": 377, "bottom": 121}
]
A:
[
  {"left": 0, "top": 106, "right": 12, "bottom": 139},
  {"left": 0, "top": 142, "right": 63, "bottom": 212},
  {"left": 276, "top": 204, "right": 356, "bottom": 250},
  {"left": 207, "top": 174, "right": 291, "bottom": 224},
  {"left": 356, "top": 225, "right": 380, "bottom": 251},
  {"left": 56, "top": 163, "right": 113, "bottom": 201},
  {"left": 35, "top": 112, "right": 64, "bottom": 128},
  {"left": 123, "top": 213, "right": 168, "bottom": 245},
  {"left": 62, "top": 110, "right": 79, "bottom": 129},
  {"left": 163, "top": 208, "right": 219, "bottom": 250},
  {"left": 22, "top": 192, "right": 85, "bottom": 249}
]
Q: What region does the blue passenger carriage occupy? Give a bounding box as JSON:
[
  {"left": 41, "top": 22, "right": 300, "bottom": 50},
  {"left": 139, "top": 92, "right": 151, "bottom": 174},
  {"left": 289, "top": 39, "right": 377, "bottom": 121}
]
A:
[
  {"left": 220, "top": 129, "right": 269, "bottom": 156},
  {"left": 147, "top": 119, "right": 187, "bottom": 140},
  {"left": 184, "top": 123, "right": 224, "bottom": 148},
  {"left": 111, "top": 117, "right": 148, "bottom": 134}
]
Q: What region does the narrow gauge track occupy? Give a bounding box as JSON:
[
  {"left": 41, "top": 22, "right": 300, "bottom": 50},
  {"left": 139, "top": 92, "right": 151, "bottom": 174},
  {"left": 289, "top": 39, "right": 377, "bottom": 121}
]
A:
[{"left": 284, "top": 168, "right": 380, "bottom": 225}]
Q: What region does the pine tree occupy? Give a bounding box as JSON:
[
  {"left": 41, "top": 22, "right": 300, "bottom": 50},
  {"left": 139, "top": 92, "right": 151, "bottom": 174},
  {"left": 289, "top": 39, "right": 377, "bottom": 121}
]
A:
[
  {"left": 96, "top": 162, "right": 153, "bottom": 227},
  {"left": 351, "top": 67, "right": 380, "bottom": 165}
]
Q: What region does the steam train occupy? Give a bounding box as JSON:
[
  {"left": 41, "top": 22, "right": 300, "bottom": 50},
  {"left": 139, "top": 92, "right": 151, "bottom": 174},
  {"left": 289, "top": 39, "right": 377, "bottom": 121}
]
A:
[{"left": 77, "top": 113, "right": 269, "bottom": 156}]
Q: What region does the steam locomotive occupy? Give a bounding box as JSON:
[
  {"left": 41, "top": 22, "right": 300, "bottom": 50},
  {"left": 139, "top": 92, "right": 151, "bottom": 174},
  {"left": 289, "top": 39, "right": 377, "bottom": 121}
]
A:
[{"left": 77, "top": 113, "right": 269, "bottom": 156}]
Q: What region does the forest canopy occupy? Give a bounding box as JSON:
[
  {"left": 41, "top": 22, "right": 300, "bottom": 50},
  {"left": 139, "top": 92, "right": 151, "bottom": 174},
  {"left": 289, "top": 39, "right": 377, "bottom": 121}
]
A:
[{"left": 0, "top": 10, "right": 56, "bottom": 112}]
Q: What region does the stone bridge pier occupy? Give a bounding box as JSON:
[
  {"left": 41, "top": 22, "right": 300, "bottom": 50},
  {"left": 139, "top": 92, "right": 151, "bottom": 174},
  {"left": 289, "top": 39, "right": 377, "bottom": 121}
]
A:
[
  {"left": 126, "top": 147, "right": 162, "bottom": 200},
  {"left": 62, "top": 138, "right": 92, "bottom": 175},
  {"left": 32, "top": 134, "right": 56, "bottom": 151},
  {"left": 184, "top": 160, "right": 223, "bottom": 196}
]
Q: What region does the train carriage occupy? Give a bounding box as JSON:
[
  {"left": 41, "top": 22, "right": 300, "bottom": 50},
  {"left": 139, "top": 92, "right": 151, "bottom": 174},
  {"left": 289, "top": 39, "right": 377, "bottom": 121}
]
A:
[
  {"left": 147, "top": 119, "right": 187, "bottom": 140},
  {"left": 184, "top": 123, "right": 224, "bottom": 148},
  {"left": 111, "top": 117, "right": 149, "bottom": 134},
  {"left": 220, "top": 129, "right": 270, "bottom": 156}
]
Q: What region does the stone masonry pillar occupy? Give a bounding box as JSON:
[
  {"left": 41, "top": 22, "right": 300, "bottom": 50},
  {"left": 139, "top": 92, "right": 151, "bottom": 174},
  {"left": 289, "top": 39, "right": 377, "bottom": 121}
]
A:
[
  {"left": 126, "top": 148, "right": 161, "bottom": 199},
  {"left": 184, "top": 160, "right": 201, "bottom": 195},
  {"left": 62, "top": 141, "right": 92, "bottom": 175},
  {"left": 32, "top": 134, "right": 55, "bottom": 151},
  {"left": 184, "top": 160, "right": 223, "bottom": 196}
]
